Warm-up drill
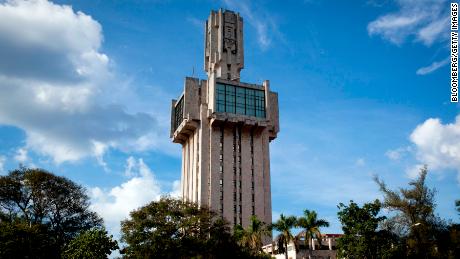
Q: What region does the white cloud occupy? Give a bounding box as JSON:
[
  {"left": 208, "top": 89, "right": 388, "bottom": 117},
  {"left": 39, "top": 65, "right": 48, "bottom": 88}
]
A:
[
  {"left": 385, "top": 146, "right": 412, "bottom": 160},
  {"left": 124, "top": 156, "right": 137, "bottom": 177},
  {"left": 386, "top": 149, "right": 402, "bottom": 160},
  {"left": 367, "top": 0, "right": 449, "bottom": 46},
  {"left": 0, "top": 0, "right": 162, "bottom": 165},
  {"left": 170, "top": 179, "right": 182, "bottom": 198},
  {"left": 90, "top": 157, "right": 162, "bottom": 237},
  {"left": 416, "top": 58, "right": 450, "bottom": 75},
  {"left": 417, "top": 16, "right": 449, "bottom": 46},
  {"left": 223, "top": 0, "right": 282, "bottom": 50},
  {"left": 14, "top": 147, "right": 28, "bottom": 163},
  {"left": 409, "top": 116, "right": 460, "bottom": 182},
  {"left": 0, "top": 155, "right": 5, "bottom": 173}
]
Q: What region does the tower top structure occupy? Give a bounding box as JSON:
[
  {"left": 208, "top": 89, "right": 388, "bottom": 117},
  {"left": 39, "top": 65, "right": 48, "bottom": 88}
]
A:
[{"left": 204, "top": 9, "right": 244, "bottom": 81}]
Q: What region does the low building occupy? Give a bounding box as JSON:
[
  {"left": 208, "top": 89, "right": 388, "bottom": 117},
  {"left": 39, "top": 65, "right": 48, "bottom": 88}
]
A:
[{"left": 262, "top": 233, "right": 342, "bottom": 259}]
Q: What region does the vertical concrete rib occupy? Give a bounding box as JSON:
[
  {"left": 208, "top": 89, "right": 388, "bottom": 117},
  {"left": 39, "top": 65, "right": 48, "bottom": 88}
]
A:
[
  {"left": 253, "top": 129, "right": 265, "bottom": 220},
  {"left": 262, "top": 129, "right": 272, "bottom": 226},
  {"left": 181, "top": 145, "right": 186, "bottom": 201},
  {"left": 223, "top": 125, "right": 234, "bottom": 220},
  {"left": 240, "top": 127, "right": 252, "bottom": 227},
  {"left": 209, "top": 126, "right": 220, "bottom": 212}
]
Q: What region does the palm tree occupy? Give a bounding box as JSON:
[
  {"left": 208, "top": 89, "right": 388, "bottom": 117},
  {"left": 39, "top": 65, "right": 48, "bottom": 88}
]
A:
[
  {"left": 271, "top": 214, "right": 297, "bottom": 259},
  {"left": 296, "top": 209, "right": 330, "bottom": 259},
  {"left": 246, "top": 216, "right": 271, "bottom": 254},
  {"left": 234, "top": 216, "right": 270, "bottom": 255}
]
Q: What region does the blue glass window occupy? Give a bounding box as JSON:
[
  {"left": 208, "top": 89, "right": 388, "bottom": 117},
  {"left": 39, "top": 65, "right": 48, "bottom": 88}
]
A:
[{"left": 215, "top": 83, "right": 266, "bottom": 118}]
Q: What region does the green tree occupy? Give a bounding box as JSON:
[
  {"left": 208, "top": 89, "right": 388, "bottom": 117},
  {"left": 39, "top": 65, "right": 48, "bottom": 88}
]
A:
[
  {"left": 296, "top": 209, "right": 329, "bottom": 259},
  {"left": 234, "top": 216, "right": 271, "bottom": 255},
  {"left": 375, "top": 166, "right": 443, "bottom": 258},
  {"left": 0, "top": 167, "right": 102, "bottom": 258},
  {"left": 337, "top": 200, "right": 401, "bottom": 259},
  {"left": 120, "top": 197, "right": 258, "bottom": 259},
  {"left": 271, "top": 214, "right": 297, "bottom": 259},
  {"left": 0, "top": 217, "right": 59, "bottom": 259},
  {"left": 62, "top": 228, "right": 118, "bottom": 259}
]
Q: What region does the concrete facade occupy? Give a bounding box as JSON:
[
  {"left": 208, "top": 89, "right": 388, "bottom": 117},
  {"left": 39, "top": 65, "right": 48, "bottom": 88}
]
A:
[{"left": 170, "top": 9, "right": 279, "bottom": 234}]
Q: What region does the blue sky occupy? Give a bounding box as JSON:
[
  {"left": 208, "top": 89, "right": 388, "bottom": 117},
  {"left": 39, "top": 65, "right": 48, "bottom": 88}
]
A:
[{"left": 0, "top": 0, "right": 458, "bottom": 240}]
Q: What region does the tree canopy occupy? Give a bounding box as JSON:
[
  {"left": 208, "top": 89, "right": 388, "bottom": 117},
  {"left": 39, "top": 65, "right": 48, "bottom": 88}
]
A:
[
  {"left": 234, "top": 215, "right": 271, "bottom": 256},
  {"left": 375, "top": 166, "right": 459, "bottom": 258},
  {"left": 120, "top": 196, "right": 265, "bottom": 259},
  {"left": 337, "top": 200, "right": 401, "bottom": 259},
  {"left": 375, "top": 166, "right": 445, "bottom": 258},
  {"left": 0, "top": 167, "right": 103, "bottom": 258},
  {"left": 62, "top": 228, "right": 118, "bottom": 259}
]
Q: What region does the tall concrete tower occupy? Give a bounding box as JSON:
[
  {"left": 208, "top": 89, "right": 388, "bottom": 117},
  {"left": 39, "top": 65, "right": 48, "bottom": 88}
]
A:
[{"left": 170, "top": 9, "right": 279, "bottom": 231}]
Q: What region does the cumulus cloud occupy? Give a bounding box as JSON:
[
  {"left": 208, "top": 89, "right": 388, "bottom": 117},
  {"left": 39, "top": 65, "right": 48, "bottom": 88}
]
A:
[
  {"left": 409, "top": 116, "right": 460, "bottom": 182},
  {"left": 90, "top": 157, "right": 162, "bottom": 237},
  {"left": 0, "top": 0, "right": 161, "bottom": 165}
]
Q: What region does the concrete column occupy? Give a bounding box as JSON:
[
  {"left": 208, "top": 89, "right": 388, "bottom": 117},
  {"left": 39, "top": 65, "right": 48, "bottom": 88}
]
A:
[
  {"left": 181, "top": 145, "right": 186, "bottom": 201},
  {"left": 261, "top": 128, "right": 272, "bottom": 228},
  {"left": 240, "top": 127, "right": 252, "bottom": 227},
  {"left": 223, "top": 126, "right": 234, "bottom": 221},
  {"left": 188, "top": 133, "right": 194, "bottom": 200},
  {"left": 209, "top": 126, "right": 221, "bottom": 212}
]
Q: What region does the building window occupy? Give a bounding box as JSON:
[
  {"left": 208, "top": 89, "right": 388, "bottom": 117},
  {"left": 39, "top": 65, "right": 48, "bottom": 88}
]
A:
[
  {"left": 215, "top": 83, "right": 266, "bottom": 118},
  {"left": 173, "top": 96, "right": 184, "bottom": 132}
]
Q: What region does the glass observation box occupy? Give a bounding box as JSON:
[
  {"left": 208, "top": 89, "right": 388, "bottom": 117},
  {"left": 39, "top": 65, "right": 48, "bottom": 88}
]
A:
[{"left": 215, "top": 83, "right": 266, "bottom": 118}]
